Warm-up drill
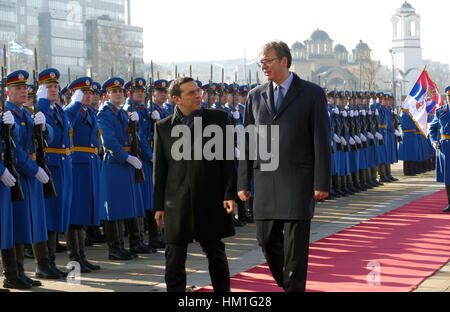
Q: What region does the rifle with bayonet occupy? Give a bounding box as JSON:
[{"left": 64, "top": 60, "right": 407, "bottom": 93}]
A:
[
  {"left": 1, "top": 45, "right": 24, "bottom": 202},
  {"left": 64, "top": 68, "right": 72, "bottom": 105},
  {"left": 149, "top": 60, "right": 155, "bottom": 137},
  {"left": 32, "top": 49, "right": 57, "bottom": 199},
  {"left": 128, "top": 60, "right": 145, "bottom": 184},
  {"left": 218, "top": 68, "right": 224, "bottom": 108},
  {"left": 208, "top": 64, "right": 213, "bottom": 108},
  {"left": 373, "top": 98, "right": 385, "bottom": 146}
]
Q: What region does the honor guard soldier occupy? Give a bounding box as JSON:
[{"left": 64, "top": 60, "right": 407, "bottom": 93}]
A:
[
  {"left": 201, "top": 83, "right": 218, "bottom": 108},
  {"left": 152, "top": 79, "right": 172, "bottom": 117},
  {"left": 429, "top": 86, "right": 450, "bottom": 213},
  {"left": 0, "top": 106, "right": 23, "bottom": 290},
  {"left": 63, "top": 77, "right": 102, "bottom": 272},
  {"left": 37, "top": 68, "right": 74, "bottom": 278},
  {"left": 98, "top": 77, "right": 145, "bottom": 260},
  {"left": 90, "top": 82, "right": 102, "bottom": 113},
  {"left": 237, "top": 85, "right": 249, "bottom": 124},
  {"left": 5, "top": 70, "right": 58, "bottom": 285},
  {"left": 196, "top": 80, "right": 209, "bottom": 109},
  {"left": 123, "top": 78, "right": 157, "bottom": 253}
]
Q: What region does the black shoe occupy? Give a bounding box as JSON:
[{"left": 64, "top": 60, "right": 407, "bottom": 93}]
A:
[
  {"left": 130, "top": 244, "right": 151, "bottom": 254},
  {"left": 20, "top": 272, "right": 42, "bottom": 287},
  {"left": 387, "top": 175, "right": 398, "bottom": 182},
  {"left": 108, "top": 250, "right": 133, "bottom": 260},
  {"left": 81, "top": 257, "right": 101, "bottom": 271},
  {"left": 122, "top": 248, "right": 138, "bottom": 259},
  {"left": 444, "top": 205, "right": 450, "bottom": 213},
  {"left": 35, "top": 265, "right": 61, "bottom": 280},
  {"left": 50, "top": 263, "right": 68, "bottom": 278},
  {"left": 148, "top": 237, "right": 165, "bottom": 249},
  {"left": 3, "top": 278, "right": 32, "bottom": 290}
]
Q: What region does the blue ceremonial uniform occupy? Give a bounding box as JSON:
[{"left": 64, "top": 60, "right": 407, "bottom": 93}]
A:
[
  {"left": 162, "top": 102, "right": 173, "bottom": 115},
  {"left": 152, "top": 103, "right": 170, "bottom": 120},
  {"left": 399, "top": 110, "right": 419, "bottom": 161},
  {"left": 6, "top": 101, "right": 54, "bottom": 244},
  {"left": 98, "top": 102, "right": 145, "bottom": 221},
  {"left": 123, "top": 100, "right": 154, "bottom": 212},
  {"left": 429, "top": 104, "right": 450, "bottom": 184},
  {"left": 64, "top": 101, "right": 103, "bottom": 226},
  {"left": 0, "top": 118, "right": 19, "bottom": 250},
  {"left": 38, "top": 98, "right": 73, "bottom": 233}
]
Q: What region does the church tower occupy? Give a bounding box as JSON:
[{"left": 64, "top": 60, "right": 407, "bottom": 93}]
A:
[{"left": 391, "top": 2, "right": 423, "bottom": 97}]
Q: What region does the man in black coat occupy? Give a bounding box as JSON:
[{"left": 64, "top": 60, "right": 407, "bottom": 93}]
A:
[
  {"left": 153, "top": 77, "right": 237, "bottom": 292},
  {"left": 238, "top": 41, "right": 331, "bottom": 292}
]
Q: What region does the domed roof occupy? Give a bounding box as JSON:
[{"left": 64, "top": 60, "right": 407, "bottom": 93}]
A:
[
  {"left": 334, "top": 44, "right": 347, "bottom": 53},
  {"left": 291, "top": 41, "right": 305, "bottom": 50},
  {"left": 310, "top": 29, "right": 331, "bottom": 41},
  {"left": 355, "top": 40, "right": 370, "bottom": 51},
  {"left": 401, "top": 1, "right": 413, "bottom": 9}
]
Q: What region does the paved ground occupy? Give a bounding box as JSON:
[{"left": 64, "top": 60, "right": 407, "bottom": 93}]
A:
[{"left": 2, "top": 162, "right": 449, "bottom": 292}]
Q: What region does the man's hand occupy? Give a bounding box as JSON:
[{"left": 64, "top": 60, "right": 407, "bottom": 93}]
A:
[
  {"left": 314, "top": 191, "right": 329, "bottom": 201},
  {"left": 155, "top": 211, "right": 165, "bottom": 229},
  {"left": 223, "top": 200, "right": 237, "bottom": 214},
  {"left": 238, "top": 190, "right": 251, "bottom": 202}
]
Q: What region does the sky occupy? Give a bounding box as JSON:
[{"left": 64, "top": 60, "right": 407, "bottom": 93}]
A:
[{"left": 131, "top": 0, "right": 450, "bottom": 67}]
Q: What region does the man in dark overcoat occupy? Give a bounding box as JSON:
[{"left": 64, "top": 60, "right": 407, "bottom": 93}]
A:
[{"left": 153, "top": 77, "right": 237, "bottom": 292}]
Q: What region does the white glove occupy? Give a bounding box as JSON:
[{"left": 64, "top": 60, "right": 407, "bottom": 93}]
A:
[
  {"left": 375, "top": 132, "right": 383, "bottom": 140},
  {"left": 354, "top": 135, "right": 362, "bottom": 144},
  {"left": 37, "top": 85, "right": 48, "bottom": 100},
  {"left": 361, "top": 110, "right": 366, "bottom": 116},
  {"left": 333, "top": 134, "right": 341, "bottom": 144},
  {"left": 354, "top": 111, "right": 359, "bottom": 117},
  {"left": 360, "top": 134, "right": 367, "bottom": 142},
  {"left": 433, "top": 142, "right": 440, "bottom": 150},
  {"left": 151, "top": 110, "right": 161, "bottom": 121},
  {"left": 368, "top": 110, "right": 373, "bottom": 116},
  {"left": 333, "top": 108, "right": 339, "bottom": 115},
  {"left": 126, "top": 155, "right": 142, "bottom": 170},
  {"left": 349, "top": 137, "right": 356, "bottom": 145},
  {"left": 33, "top": 112, "right": 46, "bottom": 131},
  {"left": 35, "top": 167, "right": 50, "bottom": 184},
  {"left": 341, "top": 138, "right": 347, "bottom": 146},
  {"left": 393, "top": 110, "right": 398, "bottom": 116},
  {"left": 0, "top": 168, "right": 16, "bottom": 187},
  {"left": 367, "top": 132, "right": 375, "bottom": 140},
  {"left": 349, "top": 111, "right": 354, "bottom": 118},
  {"left": 394, "top": 130, "right": 401, "bottom": 137},
  {"left": 71, "top": 89, "right": 84, "bottom": 103},
  {"left": 235, "top": 147, "right": 241, "bottom": 158},
  {"left": 232, "top": 110, "right": 240, "bottom": 120},
  {"left": 375, "top": 109, "right": 379, "bottom": 116},
  {"left": 341, "top": 111, "right": 348, "bottom": 117},
  {"left": 129, "top": 111, "right": 139, "bottom": 122},
  {"left": 2, "top": 110, "right": 15, "bottom": 126}
]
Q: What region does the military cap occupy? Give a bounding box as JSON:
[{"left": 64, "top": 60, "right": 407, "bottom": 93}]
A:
[
  {"left": 154, "top": 79, "right": 169, "bottom": 90},
  {"left": 91, "top": 82, "right": 102, "bottom": 94},
  {"left": 124, "top": 78, "right": 146, "bottom": 91},
  {"left": 238, "top": 85, "right": 249, "bottom": 95},
  {"left": 27, "top": 84, "right": 34, "bottom": 97},
  {"left": 376, "top": 92, "right": 384, "bottom": 98},
  {"left": 38, "top": 68, "right": 60, "bottom": 85},
  {"left": 327, "top": 90, "right": 336, "bottom": 97},
  {"left": 7, "top": 70, "right": 29, "bottom": 86},
  {"left": 336, "top": 91, "right": 344, "bottom": 99},
  {"left": 222, "top": 83, "right": 230, "bottom": 93},
  {"left": 102, "top": 77, "right": 124, "bottom": 92},
  {"left": 69, "top": 77, "right": 94, "bottom": 92},
  {"left": 195, "top": 80, "right": 203, "bottom": 89},
  {"left": 211, "top": 83, "right": 220, "bottom": 93},
  {"left": 445, "top": 86, "right": 450, "bottom": 95}
]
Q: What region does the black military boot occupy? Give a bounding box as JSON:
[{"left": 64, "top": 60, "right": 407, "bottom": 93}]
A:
[
  {"left": 146, "top": 210, "right": 165, "bottom": 249},
  {"left": 331, "top": 175, "right": 341, "bottom": 198},
  {"left": 32, "top": 241, "right": 61, "bottom": 279},
  {"left": 15, "top": 244, "right": 41, "bottom": 287},
  {"left": 66, "top": 228, "right": 92, "bottom": 273},
  {"left": 127, "top": 218, "right": 151, "bottom": 254},
  {"left": 24, "top": 244, "right": 34, "bottom": 259},
  {"left": 47, "top": 230, "right": 68, "bottom": 278},
  {"left": 352, "top": 171, "right": 365, "bottom": 191},
  {"left": 444, "top": 185, "right": 450, "bottom": 213},
  {"left": 386, "top": 164, "right": 398, "bottom": 181},
  {"left": 347, "top": 175, "right": 359, "bottom": 193},
  {"left": 334, "top": 175, "right": 346, "bottom": 196},
  {"left": 78, "top": 228, "right": 101, "bottom": 271},
  {"left": 378, "top": 165, "right": 389, "bottom": 183},
  {"left": 362, "top": 169, "right": 372, "bottom": 189},
  {"left": 1, "top": 247, "right": 31, "bottom": 290},
  {"left": 340, "top": 175, "right": 352, "bottom": 195}
]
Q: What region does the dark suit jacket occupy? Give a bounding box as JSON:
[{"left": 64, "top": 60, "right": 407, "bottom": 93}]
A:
[
  {"left": 153, "top": 108, "right": 236, "bottom": 244},
  {"left": 237, "top": 73, "right": 331, "bottom": 220}
]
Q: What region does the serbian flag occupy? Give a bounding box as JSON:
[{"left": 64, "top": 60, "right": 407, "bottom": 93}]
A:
[{"left": 401, "top": 69, "right": 444, "bottom": 136}]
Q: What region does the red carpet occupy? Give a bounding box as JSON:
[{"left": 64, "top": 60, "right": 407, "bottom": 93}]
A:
[{"left": 198, "top": 189, "right": 450, "bottom": 292}]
